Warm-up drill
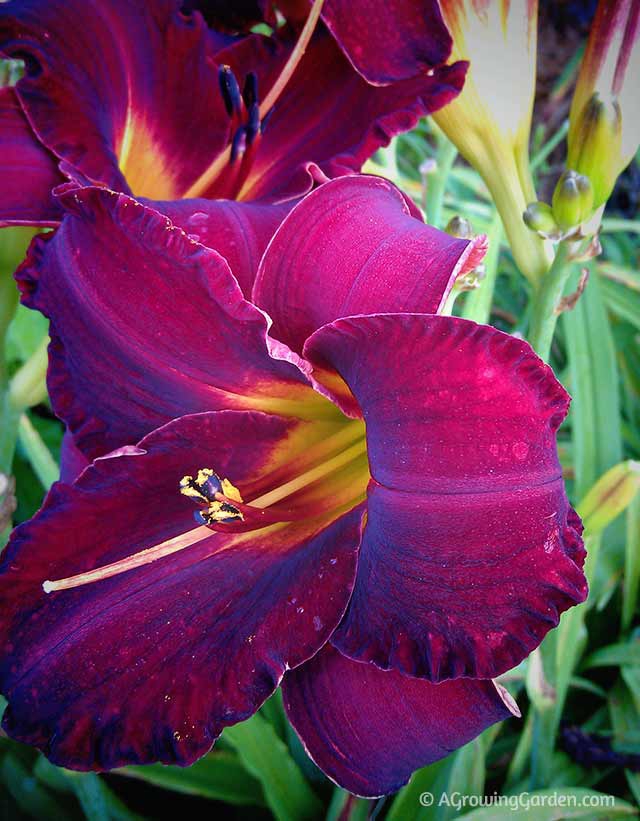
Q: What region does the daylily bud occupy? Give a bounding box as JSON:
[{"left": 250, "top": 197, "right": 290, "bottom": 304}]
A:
[
  {"left": 523, "top": 202, "right": 559, "bottom": 237},
  {"left": 551, "top": 171, "right": 594, "bottom": 232},
  {"left": 568, "top": 0, "right": 640, "bottom": 208},
  {"left": 578, "top": 460, "right": 640, "bottom": 536},
  {"left": 445, "top": 215, "right": 473, "bottom": 239},
  {"left": 433, "top": 1, "right": 552, "bottom": 284}
]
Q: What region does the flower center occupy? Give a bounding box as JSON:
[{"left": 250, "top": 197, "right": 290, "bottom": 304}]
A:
[
  {"left": 183, "top": 0, "right": 326, "bottom": 199},
  {"left": 42, "top": 418, "right": 367, "bottom": 594}
]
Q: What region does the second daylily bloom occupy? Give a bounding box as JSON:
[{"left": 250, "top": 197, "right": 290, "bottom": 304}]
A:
[
  {"left": 1, "top": 175, "right": 587, "bottom": 796},
  {"left": 0, "top": 0, "right": 465, "bottom": 292}
]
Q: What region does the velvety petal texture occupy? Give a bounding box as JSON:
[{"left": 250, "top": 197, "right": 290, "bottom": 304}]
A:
[
  {"left": 254, "top": 175, "right": 486, "bottom": 353},
  {"left": 282, "top": 645, "right": 517, "bottom": 797},
  {"left": 0, "top": 411, "right": 363, "bottom": 769},
  {"left": 16, "top": 186, "right": 322, "bottom": 459},
  {"left": 219, "top": 30, "right": 466, "bottom": 201},
  {"left": 0, "top": 0, "right": 229, "bottom": 199},
  {"left": 149, "top": 198, "right": 292, "bottom": 297},
  {"left": 0, "top": 87, "right": 64, "bottom": 226},
  {"left": 305, "top": 315, "right": 588, "bottom": 679},
  {"left": 318, "top": 0, "right": 454, "bottom": 84}
]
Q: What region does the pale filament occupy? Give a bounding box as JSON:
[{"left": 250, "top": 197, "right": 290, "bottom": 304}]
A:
[{"left": 43, "top": 428, "right": 366, "bottom": 594}]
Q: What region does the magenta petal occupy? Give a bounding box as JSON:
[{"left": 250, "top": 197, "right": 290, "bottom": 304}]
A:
[
  {"left": 254, "top": 175, "right": 484, "bottom": 352},
  {"left": 148, "top": 198, "right": 292, "bottom": 297},
  {"left": 305, "top": 314, "right": 588, "bottom": 679},
  {"left": 0, "top": 0, "right": 228, "bottom": 199},
  {"left": 282, "top": 644, "right": 517, "bottom": 797},
  {"left": 226, "top": 29, "right": 466, "bottom": 201},
  {"left": 17, "top": 186, "right": 313, "bottom": 459},
  {"left": 320, "top": 0, "right": 454, "bottom": 85},
  {"left": 0, "top": 411, "right": 363, "bottom": 769},
  {"left": 0, "top": 87, "right": 64, "bottom": 226}
]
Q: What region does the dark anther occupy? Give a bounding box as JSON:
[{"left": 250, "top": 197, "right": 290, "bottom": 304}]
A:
[
  {"left": 230, "top": 126, "right": 248, "bottom": 163},
  {"left": 560, "top": 722, "right": 640, "bottom": 772},
  {"left": 218, "top": 65, "right": 242, "bottom": 118},
  {"left": 243, "top": 72, "right": 258, "bottom": 109},
  {"left": 246, "top": 103, "right": 261, "bottom": 145}
]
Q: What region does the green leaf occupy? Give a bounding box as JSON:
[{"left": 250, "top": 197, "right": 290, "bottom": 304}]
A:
[
  {"left": 563, "top": 266, "right": 623, "bottom": 501},
  {"left": 582, "top": 641, "right": 640, "bottom": 670},
  {"left": 223, "top": 713, "right": 322, "bottom": 821},
  {"left": 577, "top": 461, "right": 640, "bottom": 537},
  {"left": 119, "top": 750, "right": 265, "bottom": 806},
  {"left": 69, "top": 773, "right": 143, "bottom": 821},
  {"left": 622, "top": 494, "right": 640, "bottom": 631},
  {"left": 387, "top": 758, "right": 453, "bottom": 821},
  {"left": 458, "top": 788, "right": 636, "bottom": 819},
  {"left": 0, "top": 753, "right": 70, "bottom": 821}
]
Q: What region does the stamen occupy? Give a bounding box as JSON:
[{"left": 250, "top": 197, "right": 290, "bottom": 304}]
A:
[
  {"left": 42, "top": 526, "right": 212, "bottom": 593},
  {"left": 242, "top": 72, "right": 258, "bottom": 109},
  {"left": 43, "top": 421, "right": 365, "bottom": 595},
  {"left": 218, "top": 65, "right": 242, "bottom": 118},
  {"left": 250, "top": 439, "right": 366, "bottom": 508},
  {"left": 183, "top": 0, "right": 325, "bottom": 199}
]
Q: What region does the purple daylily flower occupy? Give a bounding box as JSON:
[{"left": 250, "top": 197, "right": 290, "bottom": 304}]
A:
[
  {"left": 0, "top": 0, "right": 465, "bottom": 292},
  {"left": 1, "top": 175, "right": 587, "bottom": 796}
]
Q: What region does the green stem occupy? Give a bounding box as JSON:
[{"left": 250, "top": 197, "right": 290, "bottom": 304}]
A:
[
  {"left": 425, "top": 134, "right": 457, "bottom": 228},
  {"left": 484, "top": 167, "right": 553, "bottom": 287},
  {"left": 17, "top": 413, "right": 59, "bottom": 490},
  {"left": 461, "top": 213, "right": 503, "bottom": 324},
  {"left": 9, "top": 335, "right": 49, "bottom": 411},
  {"left": 527, "top": 242, "right": 574, "bottom": 361}
]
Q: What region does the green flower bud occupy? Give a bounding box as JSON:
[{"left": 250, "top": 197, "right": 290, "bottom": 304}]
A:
[
  {"left": 552, "top": 170, "right": 594, "bottom": 232},
  {"left": 523, "top": 202, "right": 559, "bottom": 236},
  {"left": 444, "top": 216, "right": 473, "bottom": 239},
  {"left": 567, "top": 93, "right": 622, "bottom": 208}
]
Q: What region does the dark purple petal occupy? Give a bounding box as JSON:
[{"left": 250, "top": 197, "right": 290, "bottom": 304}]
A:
[
  {"left": 0, "top": 87, "right": 64, "bottom": 226},
  {"left": 305, "top": 314, "right": 588, "bottom": 679},
  {"left": 17, "top": 186, "right": 320, "bottom": 460},
  {"left": 254, "top": 175, "right": 486, "bottom": 353},
  {"left": 59, "top": 430, "right": 89, "bottom": 483},
  {"left": 282, "top": 644, "right": 518, "bottom": 797},
  {"left": 319, "top": 0, "right": 454, "bottom": 85},
  {"left": 0, "top": 0, "right": 229, "bottom": 198},
  {"left": 218, "top": 29, "right": 466, "bottom": 201},
  {"left": 148, "top": 198, "right": 292, "bottom": 297},
  {"left": 0, "top": 411, "right": 363, "bottom": 770}
]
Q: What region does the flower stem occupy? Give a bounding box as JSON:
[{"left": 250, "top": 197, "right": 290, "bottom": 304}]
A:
[
  {"left": 8, "top": 335, "right": 49, "bottom": 411},
  {"left": 17, "top": 413, "right": 59, "bottom": 490},
  {"left": 425, "top": 131, "right": 457, "bottom": 228},
  {"left": 527, "top": 242, "right": 574, "bottom": 362}
]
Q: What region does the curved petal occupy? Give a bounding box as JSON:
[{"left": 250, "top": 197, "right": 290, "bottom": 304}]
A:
[
  {"left": 0, "top": 411, "right": 363, "bottom": 770},
  {"left": 282, "top": 644, "right": 517, "bottom": 797},
  {"left": 219, "top": 29, "right": 466, "bottom": 201},
  {"left": 305, "top": 314, "right": 588, "bottom": 680},
  {"left": 59, "top": 430, "right": 89, "bottom": 484},
  {"left": 254, "top": 175, "right": 485, "bottom": 353},
  {"left": 0, "top": 0, "right": 229, "bottom": 199},
  {"left": 148, "top": 198, "right": 292, "bottom": 297},
  {"left": 0, "top": 87, "right": 64, "bottom": 226},
  {"left": 319, "top": 0, "right": 454, "bottom": 85},
  {"left": 17, "top": 186, "right": 323, "bottom": 460}
]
